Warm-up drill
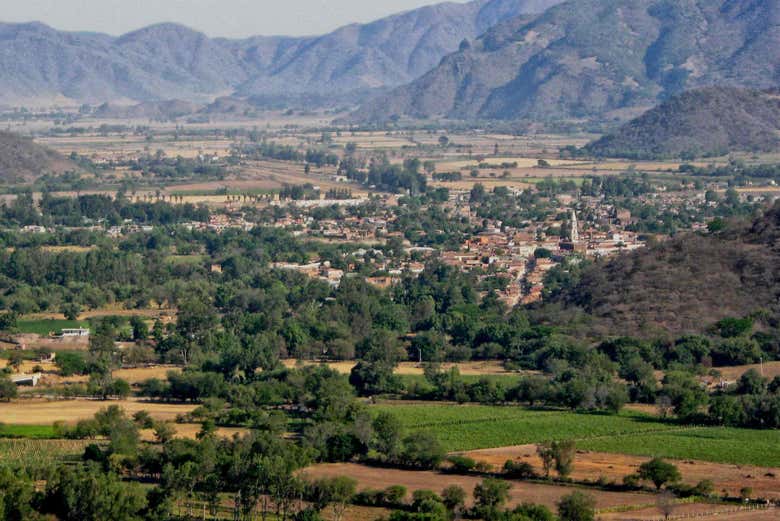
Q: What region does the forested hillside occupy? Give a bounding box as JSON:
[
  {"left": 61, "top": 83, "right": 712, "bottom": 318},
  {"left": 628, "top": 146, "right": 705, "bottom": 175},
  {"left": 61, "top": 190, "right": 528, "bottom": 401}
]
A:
[
  {"left": 536, "top": 204, "right": 780, "bottom": 339},
  {"left": 585, "top": 88, "right": 780, "bottom": 159}
]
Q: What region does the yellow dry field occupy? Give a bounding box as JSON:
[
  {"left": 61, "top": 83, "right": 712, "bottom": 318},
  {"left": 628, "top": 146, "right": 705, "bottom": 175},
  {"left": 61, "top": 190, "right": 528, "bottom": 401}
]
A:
[
  {"left": 139, "top": 424, "right": 249, "bottom": 441},
  {"left": 52, "top": 366, "right": 183, "bottom": 386},
  {"left": 715, "top": 361, "right": 780, "bottom": 381},
  {"left": 0, "top": 397, "right": 195, "bottom": 425}
]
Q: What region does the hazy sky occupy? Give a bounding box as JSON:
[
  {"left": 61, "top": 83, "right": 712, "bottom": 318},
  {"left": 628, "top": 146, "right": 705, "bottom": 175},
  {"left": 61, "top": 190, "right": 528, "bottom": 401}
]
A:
[{"left": 0, "top": 0, "right": 468, "bottom": 38}]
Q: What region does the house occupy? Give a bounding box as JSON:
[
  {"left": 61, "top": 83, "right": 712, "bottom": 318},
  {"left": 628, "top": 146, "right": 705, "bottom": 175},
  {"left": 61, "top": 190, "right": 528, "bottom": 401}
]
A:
[{"left": 60, "top": 328, "right": 90, "bottom": 338}]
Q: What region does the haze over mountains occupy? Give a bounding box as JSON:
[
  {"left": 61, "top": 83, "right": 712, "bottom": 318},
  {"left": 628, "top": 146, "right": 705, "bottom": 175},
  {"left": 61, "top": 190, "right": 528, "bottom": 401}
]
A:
[
  {"left": 349, "top": 0, "right": 780, "bottom": 123},
  {"left": 0, "top": 0, "right": 563, "bottom": 106}
]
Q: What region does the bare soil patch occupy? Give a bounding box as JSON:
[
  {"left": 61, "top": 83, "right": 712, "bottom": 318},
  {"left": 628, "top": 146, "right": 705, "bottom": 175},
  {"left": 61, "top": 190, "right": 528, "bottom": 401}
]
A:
[
  {"left": 460, "top": 445, "right": 780, "bottom": 500},
  {"left": 304, "top": 463, "right": 652, "bottom": 510}
]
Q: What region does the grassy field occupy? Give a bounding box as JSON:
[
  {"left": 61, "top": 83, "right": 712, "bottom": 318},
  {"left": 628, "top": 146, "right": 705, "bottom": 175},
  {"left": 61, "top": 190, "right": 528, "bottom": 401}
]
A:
[
  {"left": 0, "top": 424, "right": 57, "bottom": 439},
  {"left": 371, "top": 404, "right": 675, "bottom": 452},
  {"left": 372, "top": 404, "right": 780, "bottom": 467},
  {"left": 578, "top": 427, "right": 780, "bottom": 468},
  {"left": 0, "top": 438, "right": 93, "bottom": 466},
  {"left": 16, "top": 319, "right": 89, "bottom": 335}
]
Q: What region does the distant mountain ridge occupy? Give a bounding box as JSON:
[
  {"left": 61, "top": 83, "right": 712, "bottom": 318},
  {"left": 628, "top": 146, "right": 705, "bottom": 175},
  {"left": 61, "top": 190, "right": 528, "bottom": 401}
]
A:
[
  {"left": 585, "top": 87, "right": 780, "bottom": 159},
  {"left": 348, "top": 0, "right": 780, "bottom": 124},
  {"left": 0, "top": 0, "right": 564, "bottom": 106}
]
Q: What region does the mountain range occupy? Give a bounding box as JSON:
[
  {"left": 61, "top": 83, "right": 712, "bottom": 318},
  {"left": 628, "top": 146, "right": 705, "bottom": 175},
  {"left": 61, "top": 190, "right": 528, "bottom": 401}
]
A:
[
  {"left": 0, "top": 0, "right": 563, "bottom": 106},
  {"left": 348, "top": 0, "right": 780, "bottom": 123}
]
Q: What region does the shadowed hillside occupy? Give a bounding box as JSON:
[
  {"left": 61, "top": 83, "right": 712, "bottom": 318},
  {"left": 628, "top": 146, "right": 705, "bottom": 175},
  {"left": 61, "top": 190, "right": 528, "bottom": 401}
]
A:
[
  {"left": 0, "top": 132, "right": 77, "bottom": 183},
  {"left": 534, "top": 204, "right": 780, "bottom": 339},
  {"left": 585, "top": 88, "right": 780, "bottom": 159}
]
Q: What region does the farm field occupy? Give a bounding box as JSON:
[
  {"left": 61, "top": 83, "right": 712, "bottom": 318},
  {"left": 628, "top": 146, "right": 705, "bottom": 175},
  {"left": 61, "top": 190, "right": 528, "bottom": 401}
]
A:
[
  {"left": 306, "top": 463, "right": 654, "bottom": 511},
  {"left": 0, "top": 397, "right": 195, "bottom": 425},
  {"left": 462, "top": 445, "right": 780, "bottom": 500},
  {"left": 715, "top": 361, "right": 780, "bottom": 381},
  {"left": 370, "top": 404, "right": 678, "bottom": 452},
  {"left": 0, "top": 438, "right": 93, "bottom": 466},
  {"left": 578, "top": 428, "right": 780, "bottom": 468},
  {"left": 371, "top": 404, "right": 780, "bottom": 468},
  {"left": 16, "top": 318, "right": 89, "bottom": 335}
]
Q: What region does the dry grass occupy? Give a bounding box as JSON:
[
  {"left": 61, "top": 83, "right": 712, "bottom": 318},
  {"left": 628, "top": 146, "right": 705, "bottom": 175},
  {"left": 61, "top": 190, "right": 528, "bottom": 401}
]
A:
[
  {"left": 0, "top": 397, "right": 195, "bottom": 425},
  {"left": 715, "top": 362, "right": 780, "bottom": 381}
]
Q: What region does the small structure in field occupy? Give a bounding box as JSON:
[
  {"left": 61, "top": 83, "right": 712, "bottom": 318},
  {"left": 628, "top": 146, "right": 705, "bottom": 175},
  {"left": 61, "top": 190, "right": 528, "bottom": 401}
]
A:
[
  {"left": 59, "top": 328, "right": 90, "bottom": 338},
  {"left": 11, "top": 373, "right": 41, "bottom": 387}
]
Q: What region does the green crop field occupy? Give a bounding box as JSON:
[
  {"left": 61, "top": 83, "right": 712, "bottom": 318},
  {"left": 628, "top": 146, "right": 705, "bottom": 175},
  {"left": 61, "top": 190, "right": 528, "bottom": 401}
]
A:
[
  {"left": 578, "top": 427, "right": 780, "bottom": 468},
  {"left": 0, "top": 424, "right": 57, "bottom": 439},
  {"left": 370, "top": 404, "right": 677, "bottom": 452},
  {"left": 16, "top": 319, "right": 89, "bottom": 336},
  {"left": 371, "top": 404, "right": 780, "bottom": 467},
  {"left": 0, "top": 439, "right": 93, "bottom": 466}
]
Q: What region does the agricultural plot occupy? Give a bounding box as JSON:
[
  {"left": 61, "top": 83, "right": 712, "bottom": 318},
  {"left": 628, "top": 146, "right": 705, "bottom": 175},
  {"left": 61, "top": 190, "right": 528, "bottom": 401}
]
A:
[
  {"left": 372, "top": 404, "right": 780, "bottom": 468},
  {"left": 306, "top": 463, "right": 652, "bottom": 511},
  {"left": 578, "top": 427, "right": 780, "bottom": 468},
  {"left": 0, "top": 438, "right": 93, "bottom": 466},
  {"left": 371, "top": 404, "right": 678, "bottom": 452},
  {"left": 463, "top": 445, "right": 780, "bottom": 500},
  {"left": 16, "top": 319, "right": 89, "bottom": 335},
  {"left": 0, "top": 398, "right": 196, "bottom": 425}
]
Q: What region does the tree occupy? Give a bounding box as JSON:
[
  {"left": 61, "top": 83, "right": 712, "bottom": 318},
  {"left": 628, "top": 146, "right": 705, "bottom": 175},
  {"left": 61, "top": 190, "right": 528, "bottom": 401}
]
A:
[
  {"left": 130, "top": 316, "right": 149, "bottom": 341},
  {"left": 372, "top": 411, "right": 404, "bottom": 460},
  {"left": 441, "top": 485, "right": 466, "bottom": 514},
  {"left": 42, "top": 464, "right": 147, "bottom": 521},
  {"left": 0, "top": 375, "right": 18, "bottom": 401},
  {"left": 557, "top": 491, "right": 596, "bottom": 521},
  {"left": 551, "top": 440, "right": 576, "bottom": 479},
  {"left": 637, "top": 458, "right": 681, "bottom": 490},
  {"left": 400, "top": 432, "right": 445, "bottom": 469},
  {"left": 56, "top": 352, "right": 87, "bottom": 377},
  {"left": 536, "top": 443, "right": 555, "bottom": 478},
  {"left": 307, "top": 476, "right": 356, "bottom": 521},
  {"left": 61, "top": 302, "right": 81, "bottom": 321},
  {"left": 736, "top": 369, "right": 767, "bottom": 395},
  {"left": 473, "top": 478, "right": 510, "bottom": 514},
  {"left": 7, "top": 351, "right": 24, "bottom": 373}
]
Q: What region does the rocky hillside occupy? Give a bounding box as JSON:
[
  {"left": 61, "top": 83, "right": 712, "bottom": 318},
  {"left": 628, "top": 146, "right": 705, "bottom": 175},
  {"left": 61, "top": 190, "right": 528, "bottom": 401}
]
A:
[
  {"left": 348, "top": 0, "right": 780, "bottom": 123},
  {"left": 535, "top": 205, "right": 780, "bottom": 339},
  {"left": 0, "top": 0, "right": 563, "bottom": 106},
  {"left": 0, "top": 132, "right": 78, "bottom": 183},
  {"left": 585, "top": 88, "right": 780, "bottom": 159}
]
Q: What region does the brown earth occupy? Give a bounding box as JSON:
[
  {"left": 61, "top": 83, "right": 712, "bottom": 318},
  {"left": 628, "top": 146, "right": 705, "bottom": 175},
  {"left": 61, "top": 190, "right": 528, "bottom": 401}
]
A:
[
  {"left": 304, "top": 463, "right": 652, "bottom": 510},
  {"left": 460, "top": 445, "right": 780, "bottom": 500}
]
